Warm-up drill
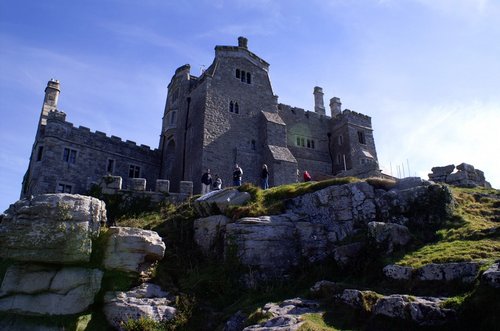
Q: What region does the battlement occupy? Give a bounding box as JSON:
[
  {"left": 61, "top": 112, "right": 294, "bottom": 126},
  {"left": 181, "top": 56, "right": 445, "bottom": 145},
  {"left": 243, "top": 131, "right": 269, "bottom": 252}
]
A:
[
  {"left": 277, "top": 103, "right": 330, "bottom": 121},
  {"left": 45, "top": 114, "right": 156, "bottom": 154},
  {"left": 339, "top": 109, "right": 372, "bottom": 128}
]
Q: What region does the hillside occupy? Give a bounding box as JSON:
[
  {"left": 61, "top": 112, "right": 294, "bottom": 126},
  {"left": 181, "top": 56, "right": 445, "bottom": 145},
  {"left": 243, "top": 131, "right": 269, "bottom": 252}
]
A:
[
  {"left": 116, "top": 178, "right": 499, "bottom": 330},
  {"left": 0, "top": 178, "right": 498, "bottom": 330}
]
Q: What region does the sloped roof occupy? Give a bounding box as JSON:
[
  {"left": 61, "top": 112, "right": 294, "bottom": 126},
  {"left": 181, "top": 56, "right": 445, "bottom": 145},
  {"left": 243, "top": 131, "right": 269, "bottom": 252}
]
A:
[
  {"left": 262, "top": 111, "right": 286, "bottom": 125},
  {"left": 268, "top": 145, "right": 297, "bottom": 163}
]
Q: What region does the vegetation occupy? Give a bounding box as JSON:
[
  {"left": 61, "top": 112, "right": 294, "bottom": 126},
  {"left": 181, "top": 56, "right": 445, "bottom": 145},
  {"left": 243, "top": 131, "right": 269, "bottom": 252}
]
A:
[{"left": 109, "top": 180, "right": 499, "bottom": 330}]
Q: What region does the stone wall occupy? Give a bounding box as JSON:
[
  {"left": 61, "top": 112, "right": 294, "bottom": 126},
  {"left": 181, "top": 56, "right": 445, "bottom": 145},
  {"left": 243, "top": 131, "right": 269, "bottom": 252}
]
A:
[{"left": 23, "top": 111, "right": 160, "bottom": 199}]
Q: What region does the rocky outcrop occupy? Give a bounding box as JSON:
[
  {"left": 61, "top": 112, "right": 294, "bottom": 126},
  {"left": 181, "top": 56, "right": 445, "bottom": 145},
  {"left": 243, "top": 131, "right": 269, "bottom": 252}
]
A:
[
  {"left": 103, "top": 227, "right": 166, "bottom": 273},
  {"left": 336, "top": 289, "right": 456, "bottom": 326},
  {"left": 103, "top": 283, "right": 176, "bottom": 330},
  {"left": 0, "top": 194, "right": 106, "bottom": 263},
  {"left": 383, "top": 262, "right": 481, "bottom": 284},
  {"left": 193, "top": 215, "right": 230, "bottom": 255},
  {"left": 0, "top": 193, "right": 170, "bottom": 330},
  {"left": 0, "top": 264, "right": 103, "bottom": 315},
  {"left": 368, "top": 221, "right": 411, "bottom": 253},
  {"left": 194, "top": 189, "right": 251, "bottom": 216},
  {"left": 193, "top": 180, "right": 453, "bottom": 277},
  {"left": 242, "top": 298, "right": 320, "bottom": 331},
  {"left": 428, "top": 163, "right": 492, "bottom": 188}
]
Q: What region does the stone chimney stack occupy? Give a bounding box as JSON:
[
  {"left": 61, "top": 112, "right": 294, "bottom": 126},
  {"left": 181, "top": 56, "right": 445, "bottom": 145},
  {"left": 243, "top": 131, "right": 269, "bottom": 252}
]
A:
[
  {"left": 313, "top": 86, "right": 325, "bottom": 115},
  {"left": 238, "top": 36, "right": 248, "bottom": 49},
  {"left": 329, "top": 97, "right": 342, "bottom": 117}
]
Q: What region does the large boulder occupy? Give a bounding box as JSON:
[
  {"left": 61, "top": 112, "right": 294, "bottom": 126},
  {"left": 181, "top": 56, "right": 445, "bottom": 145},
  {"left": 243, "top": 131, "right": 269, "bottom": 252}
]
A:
[
  {"left": 193, "top": 215, "right": 231, "bottom": 255},
  {"left": 481, "top": 262, "right": 500, "bottom": 288},
  {"left": 383, "top": 264, "right": 414, "bottom": 281},
  {"left": 0, "top": 194, "right": 105, "bottom": 263},
  {"left": 194, "top": 189, "right": 251, "bottom": 216},
  {"left": 103, "top": 227, "right": 166, "bottom": 273},
  {"left": 416, "top": 262, "right": 480, "bottom": 283},
  {"left": 103, "top": 283, "right": 176, "bottom": 329},
  {"left": 367, "top": 221, "right": 411, "bottom": 253},
  {"left": 373, "top": 295, "right": 455, "bottom": 326},
  {"left": 0, "top": 264, "right": 102, "bottom": 315}
]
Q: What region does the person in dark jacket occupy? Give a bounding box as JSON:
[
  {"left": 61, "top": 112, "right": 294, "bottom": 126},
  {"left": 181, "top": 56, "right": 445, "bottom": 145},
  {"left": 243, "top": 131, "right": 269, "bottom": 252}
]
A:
[
  {"left": 261, "top": 164, "right": 269, "bottom": 189},
  {"left": 201, "top": 169, "right": 212, "bottom": 194}
]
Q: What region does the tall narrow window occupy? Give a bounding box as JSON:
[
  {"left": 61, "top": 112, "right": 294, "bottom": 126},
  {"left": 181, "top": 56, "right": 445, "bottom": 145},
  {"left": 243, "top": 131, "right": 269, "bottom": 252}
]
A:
[
  {"left": 246, "top": 72, "right": 251, "bottom": 84},
  {"left": 229, "top": 101, "right": 234, "bottom": 113},
  {"left": 63, "top": 148, "right": 77, "bottom": 164},
  {"left": 36, "top": 146, "right": 44, "bottom": 161},
  {"left": 170, "top": 110, "right": 177, "bottom": 124},
  {"left": 129, "top": 165, "right": 141, "bottom": 178},
  {"left": 357, "top": 131, "right": 366, "bottom": 144},
  {"left": 234, "top": 102, "right": 239, "bottom": 114},
  {"left": 251, "top": 139, "right": 256, "bottom": 150},
  {"left": 311, "top": 140, "right": 315, "bottom": 149},
  {"left": 236, "top": 69, "right": 240, "bottom": 79},
  {"left": 307, "top": 139, "right": 311, "bottom": 148},
  {"left": 300, "top": 138, "right": 305, "bottom": 147},
  {"left": 338, "top": 135, "right": 343, "bottom": 146},
  {"left": 296, "top": 137, "right": 301, "bottom": 146},
  {"left": 107, "top": 159, "right": 115, "bottom": 173},
  {"left": 241, "top": 70, "right": 246, "bottom": 82}
]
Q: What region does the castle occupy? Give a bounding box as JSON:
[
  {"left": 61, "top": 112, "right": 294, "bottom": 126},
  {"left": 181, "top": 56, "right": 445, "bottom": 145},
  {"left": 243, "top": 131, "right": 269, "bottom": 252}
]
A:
[{"left": 21, "top": 37, "right": 379, "bottom": 198}]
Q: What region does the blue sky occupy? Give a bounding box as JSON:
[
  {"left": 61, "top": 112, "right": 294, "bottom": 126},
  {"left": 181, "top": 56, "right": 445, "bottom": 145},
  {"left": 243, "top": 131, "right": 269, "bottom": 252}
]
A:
[{"left": 1, "top": 0, "right": 499, "bottom": 211}]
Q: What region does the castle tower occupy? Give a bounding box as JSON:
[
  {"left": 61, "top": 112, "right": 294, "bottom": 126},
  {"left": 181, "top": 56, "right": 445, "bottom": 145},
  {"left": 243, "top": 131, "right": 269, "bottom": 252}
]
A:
[
  {"left": 37, "top": 79, "right": 60, "bottom": 137},
  {"left": 313, "top": 86, "right": 325, "bottom": 115},
  {"left": 329, "top": 97, "right": 342, "bottom": 117}
]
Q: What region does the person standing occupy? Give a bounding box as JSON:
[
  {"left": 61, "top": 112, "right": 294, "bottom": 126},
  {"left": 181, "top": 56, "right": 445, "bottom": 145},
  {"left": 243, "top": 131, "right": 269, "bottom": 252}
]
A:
[
  {"left": 261, "top": 164, "right": 269, "bottom": 189},
  {"left": 212, "top": 174, "right": 222, "bottom": 190},
  {"left": 303, "top": 170, "right": 312, "bottom": 182},
  {"left": 201, "top": 169, "right": 212, "bottom": 194},
  {"left": 233, "top": 163, "right": 243, "bottom": 186}
]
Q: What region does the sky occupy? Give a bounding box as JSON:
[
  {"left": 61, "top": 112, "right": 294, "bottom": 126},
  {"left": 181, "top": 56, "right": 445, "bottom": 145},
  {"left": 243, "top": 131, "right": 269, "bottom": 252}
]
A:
[{"left": 1, "top": 0, "right": 499, "bottom": 212}]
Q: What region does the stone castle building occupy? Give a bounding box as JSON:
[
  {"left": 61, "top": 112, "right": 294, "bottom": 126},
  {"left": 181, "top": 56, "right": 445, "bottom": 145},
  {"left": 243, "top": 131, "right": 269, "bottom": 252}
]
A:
[{"left": 21, "top": 37, "right": 379, "bottom": 198}]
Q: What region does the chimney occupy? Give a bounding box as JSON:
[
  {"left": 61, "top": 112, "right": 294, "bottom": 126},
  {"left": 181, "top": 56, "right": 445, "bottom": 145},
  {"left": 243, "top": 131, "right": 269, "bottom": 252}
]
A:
[
  {"left": 330, "top": 97, "right": 342, "bottom": 116},
  {"left": 313, "top": 86, "right": 325, "bottom": 115},
  {"left": 238, "top": 36, "right": 248, "bottom": 49}
]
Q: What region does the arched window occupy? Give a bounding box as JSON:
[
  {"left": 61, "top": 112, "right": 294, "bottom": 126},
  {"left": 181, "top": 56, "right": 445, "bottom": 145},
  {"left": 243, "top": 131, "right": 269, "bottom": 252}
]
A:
[
  {"left": 236, "top": 69, "right": 240, "bottom": 79},
  {"left": 246, "top": 72, "right": 251, "bottom": 84},
  {"left": 229, "top": 101, "right": 234, "bottom": 113}
]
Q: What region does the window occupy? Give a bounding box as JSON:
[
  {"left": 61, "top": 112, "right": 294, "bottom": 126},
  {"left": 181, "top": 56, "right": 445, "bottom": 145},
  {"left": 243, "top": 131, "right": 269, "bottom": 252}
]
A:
[
  {"left": 57, "top": 183, "right": 72, "bottom": 193},
  {"left": 106, "top": 159, "right": 115, "bottom": 173},
  {"left": 300, "top": 137, "right": 305, "bottom": 147},
  {"left": 338, "top": 135, "right": 343, "bottom": 146},
  {"left": 63, "top": 148, "right": 77, "bottom": 164},
  {"left": 358, "top": 131, "right": 366, "bottom": 145},
  {"left": 311, "top": 140, "right": 315, "bottom": 149},
  {"left": 296, "top": 136, "right": 315, "bottom": 149},
  {"left": 235, "top": 68, "right": 252, "bottom": 84},
  {"left": 170, "top": 110, "right": 177, "bottom": 124},
  {"left": 296, "top": 137, "right": 301, "bottom": 146},
  {"left": 36, "top": 146, "right": 44, "bottom": 161},
  {"left": 129, "top": 165, "right": 141, "bottom": 178},
  {"left": 251, "top": 139, "right": 256, "bottom": 150},
  {"left": 229, "top": 101, "right": 239, "bottom": 114},
  {"left": 307, "top": 139, "right": 311, "bottom": 148}
]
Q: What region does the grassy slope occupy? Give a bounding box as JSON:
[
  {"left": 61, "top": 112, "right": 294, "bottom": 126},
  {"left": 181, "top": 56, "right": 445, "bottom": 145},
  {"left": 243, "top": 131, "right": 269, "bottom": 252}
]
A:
[{"left": 115, "top": 181, "right": 499, "bottom": 330}]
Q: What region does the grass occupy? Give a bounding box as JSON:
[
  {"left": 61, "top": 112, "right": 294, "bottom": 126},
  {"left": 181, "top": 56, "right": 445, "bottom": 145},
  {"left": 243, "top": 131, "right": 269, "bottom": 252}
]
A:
[
  {"left": 393, "top": 186, "right": 500, "bottom": 268},
  {"left": 227, "top": 177, "right": 360, "bottom": 219},
  {"left": 298, "top": 313, "right": 340, "bottom": 331}
]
